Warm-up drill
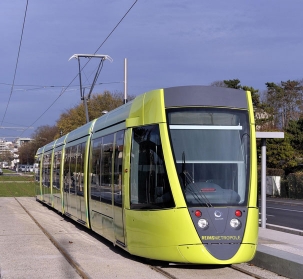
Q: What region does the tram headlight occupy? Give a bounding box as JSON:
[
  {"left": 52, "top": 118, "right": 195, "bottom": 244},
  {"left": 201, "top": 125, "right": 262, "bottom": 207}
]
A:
[
  {"left": 198, "top": 218, "right": 209, "bottom": 229},
  {"left": 230, "top": 218, "right": 241, "bottom": 229}
]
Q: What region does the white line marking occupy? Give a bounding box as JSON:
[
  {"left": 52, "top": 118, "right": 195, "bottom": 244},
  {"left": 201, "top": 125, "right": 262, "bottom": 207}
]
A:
[{"left": 267, "top": 206, "right": 303, "bottom": 213}]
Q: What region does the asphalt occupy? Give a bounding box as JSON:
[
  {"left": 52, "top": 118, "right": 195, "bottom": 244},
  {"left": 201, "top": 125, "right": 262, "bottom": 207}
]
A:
[{"left": 0, "top": 197, "right": 302, "bottom": 279}]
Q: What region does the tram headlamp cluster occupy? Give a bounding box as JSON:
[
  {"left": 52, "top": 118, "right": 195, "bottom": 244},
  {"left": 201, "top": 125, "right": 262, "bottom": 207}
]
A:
[
  {"left": 198, "top": 218, "right": 209, "bottom": 229},
  {"left": 230, "top": 218, "right": 241, "bottom": 229}
]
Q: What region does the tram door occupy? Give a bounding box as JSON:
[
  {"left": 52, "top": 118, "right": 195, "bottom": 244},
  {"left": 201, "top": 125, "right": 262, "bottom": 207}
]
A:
[
  {"left": 64, "top": 144, "right": 86, "bottom": 222},
  {"left": 67, "top": 143, "right": 85, "bottom": 221},
  {"left": 75, "top": 143, "right": 86, "bottom": 222},
  {"left": 100, "top": 134, "right": 115, "bottom": 241},
  {"left": 42, "top": 153, "right": 51, "bottom": 205},
  {"left": 63, "top": 148, "right": 71, "bottom": 215},
  {"left": 68, "top": 145, "right": 78, "bottom": 218},
  {"left": 113, "top": 131, "right": 125, "bottom": 245},
  {"left": 90, "top": 131, "right": 125, "bottom": 244}
]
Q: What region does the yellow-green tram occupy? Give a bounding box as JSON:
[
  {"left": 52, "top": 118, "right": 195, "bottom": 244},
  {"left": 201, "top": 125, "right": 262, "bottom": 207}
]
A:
[{"left": 35, "top": 85, "right": 258, "bottom": 264}]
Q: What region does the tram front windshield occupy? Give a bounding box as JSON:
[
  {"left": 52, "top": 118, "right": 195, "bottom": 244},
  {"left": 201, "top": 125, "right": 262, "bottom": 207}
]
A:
[{"left": 167, "top": 108, "right": 250, "bottom": 207}]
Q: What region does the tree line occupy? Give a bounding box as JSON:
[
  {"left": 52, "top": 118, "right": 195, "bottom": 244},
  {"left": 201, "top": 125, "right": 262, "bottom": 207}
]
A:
[{"left": 19, "top": 80, "right": 303, "bottom": 175}]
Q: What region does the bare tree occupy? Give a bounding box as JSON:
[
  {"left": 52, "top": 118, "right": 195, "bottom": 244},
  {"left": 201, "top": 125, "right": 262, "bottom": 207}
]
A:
[
  {"left": 265, "top": 80, "right": 303, "bottom": 129},
  {"left": 18, "top": 125, "right": 58, "bottom": 164}
]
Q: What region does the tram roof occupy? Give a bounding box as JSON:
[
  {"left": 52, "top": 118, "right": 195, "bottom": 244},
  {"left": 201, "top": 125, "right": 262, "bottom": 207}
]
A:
[
  {"left": 93, "top": 101, "right": 133, "bottom": 133},
  {"left": 164, "top": 86, "right": 248, "bottom": 109},
  {"left": 65, "top": 120, "right": 96, "bottom": 144}
]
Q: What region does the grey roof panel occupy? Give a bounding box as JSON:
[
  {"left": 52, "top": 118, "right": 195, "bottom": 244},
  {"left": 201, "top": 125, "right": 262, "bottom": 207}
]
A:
[{"left": 164, "top": 86, "right": 247, "bottom": 109}]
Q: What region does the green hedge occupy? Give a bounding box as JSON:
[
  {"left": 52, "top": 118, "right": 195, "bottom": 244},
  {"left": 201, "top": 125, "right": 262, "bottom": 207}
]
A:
[
  {"left": 287, "top": 172, "right": 303, "bottom": 199},
  {"left": 280, "top": 179, "right": 289, "bottom": 198}
]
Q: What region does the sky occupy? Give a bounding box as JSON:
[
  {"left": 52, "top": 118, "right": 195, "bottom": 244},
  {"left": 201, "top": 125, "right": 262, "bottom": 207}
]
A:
[{"left": 0, "top": 0, "right": 303, "bottom": 139}]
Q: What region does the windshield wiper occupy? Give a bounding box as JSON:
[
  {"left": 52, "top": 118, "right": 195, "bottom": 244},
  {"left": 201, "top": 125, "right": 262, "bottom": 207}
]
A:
[{"left": 181, "top": 151, "right": 188, "bottom": 187}]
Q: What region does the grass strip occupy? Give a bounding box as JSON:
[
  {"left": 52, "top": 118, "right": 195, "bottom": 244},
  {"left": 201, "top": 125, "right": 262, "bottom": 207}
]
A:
[{"left": 0, "top": 182, "right": 36, "bottom": 197}]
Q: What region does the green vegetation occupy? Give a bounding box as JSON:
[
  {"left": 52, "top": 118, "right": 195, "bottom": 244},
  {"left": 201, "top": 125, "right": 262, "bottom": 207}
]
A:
[
  {"left": 0, "top": 174, "right": 36, "bottom": 197},
  {"left": 0, "top": 182, "right": 36, "bottom": 197}
]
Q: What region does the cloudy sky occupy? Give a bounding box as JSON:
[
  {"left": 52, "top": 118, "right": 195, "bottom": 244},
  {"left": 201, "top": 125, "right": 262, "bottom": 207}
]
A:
[{"left": 1, "top": 0, "right": 302, "bottom": 139}]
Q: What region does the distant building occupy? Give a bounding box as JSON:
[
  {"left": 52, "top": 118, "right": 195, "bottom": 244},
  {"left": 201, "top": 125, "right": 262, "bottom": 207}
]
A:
[
  {"left": 0, "top": 140, "right": 12, "bottom": 154},
  {"left": 0, "top": 140, "right": 12, "bottom": 167},
  {"left": 0, "top": 140, "right": 9, "bottom": 153},
  {"left": 15, "top": 138, "right": 32, "bottom": 147},
  {"left": 0, "top": 139, "right": 23, "bottom": 168}
]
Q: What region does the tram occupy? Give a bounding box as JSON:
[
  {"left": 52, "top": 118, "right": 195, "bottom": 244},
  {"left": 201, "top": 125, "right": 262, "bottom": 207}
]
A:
[{"left": 35, "top": 85, "right": 258, "bottom": 264}]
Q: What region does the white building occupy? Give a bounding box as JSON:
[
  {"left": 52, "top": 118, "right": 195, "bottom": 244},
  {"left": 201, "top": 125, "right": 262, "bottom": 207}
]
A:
[{"left": 15, "top": 138, "right": 32, "bottom": 147}]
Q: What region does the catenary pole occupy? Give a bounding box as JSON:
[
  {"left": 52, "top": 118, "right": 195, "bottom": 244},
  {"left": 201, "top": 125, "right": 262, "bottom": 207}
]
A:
[
  {"left": 124, "top": 58, "right": 128, "bottom": 104},
  {"left": 261, "top": 138, "right": 267, "bottom": 228}
]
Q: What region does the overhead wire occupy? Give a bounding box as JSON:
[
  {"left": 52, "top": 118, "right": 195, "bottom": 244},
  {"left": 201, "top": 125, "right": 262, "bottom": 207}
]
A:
[
  {"left": 0, "top": 0, "right": 29, "bottom": 127},
  {"left": 0, "top": 82, "right": 122, "bottom": 91},
  {"left": 19, "top": 0, "right": 138, "bottom": 137},
  {"left": 94, "top": 0, "right": 138, "bottom": 54}
]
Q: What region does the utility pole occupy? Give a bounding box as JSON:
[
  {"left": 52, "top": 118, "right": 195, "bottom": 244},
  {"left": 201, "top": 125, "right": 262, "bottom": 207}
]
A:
[
  {"left": 69, "top": 54, "right": 113, "bottom": 123},
  {"left": 124, "top": 58, "right": 128, "bottom": 104}
]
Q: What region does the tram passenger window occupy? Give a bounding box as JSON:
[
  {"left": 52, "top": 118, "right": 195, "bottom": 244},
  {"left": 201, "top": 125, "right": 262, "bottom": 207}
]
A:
[
  {"left": 64, "top": 147, "right": 71, "bottom": 193},
  {"left": 69, "top": 146, "right": 77, "bottom": 194},
  {"left": 101, "top": 134, "right": 114, "bottom": 204},
  {"left": 91, "top": 138, "right": 102, "bottom": 201},
  {"left": 130, "top": 125, "right": 175, "bottom": 209},
  {"left": 75, "top": 143, "right": 85, "bottom": 196},
  {"left": 53, "top": 150, "right": 61, "bottom": 189},
  {"left": 114, "top": 131, "right": 124, "bottom": 207},
  {"left": 42, "top": 154, "right": 51, "bottom": 187},
  {"left": 35, "top": 158, "right": 40, "bottom": 182},
  {"left": 90, "top": 131, "right": 125, "bottom": 206}
]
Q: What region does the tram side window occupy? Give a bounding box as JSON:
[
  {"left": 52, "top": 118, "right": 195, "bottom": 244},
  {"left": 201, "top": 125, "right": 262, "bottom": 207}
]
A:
[
  {"left": 101, "top": 134, "right": 114, "bottom": 204},
  {"left": 64, "top": 147, "right": 71, "bottom": 193},
  {"left": 76, "top": 143, "right": 85, "bottom": 196},
  {"left": 91, "top": 138, "right": 102, "bottom": 201},
  {"left": 64, "top": 144, "right": 85, "bottom": 195},
  {"left": 53, "top": 150, "right": 61, "bottom": 189},
  {"left": 35, "top": 157, "right": 40, "bottom": 182},
  {"left": 90, "top": 131, "right": 125, "bottom": 206},
  {"left": 130, "top": 125, "right": 175, "bottom": 209},
  {"left": 114, "top": 131, "right": 124, "bottom": 207},
  {"left": 67, "top": 142, "right": 85, "bottom": 196},
  {"left": 69, "top": 145, "right": 78, "bottom": 194},
  {"left": 42, "top": 153, "right": 51, "bottom": 187}
]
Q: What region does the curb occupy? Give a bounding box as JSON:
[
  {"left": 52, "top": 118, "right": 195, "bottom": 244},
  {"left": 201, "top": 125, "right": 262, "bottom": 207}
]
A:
[
  {"left": 250, "top": 245, "right": 303, "bottom": 279},
  {"left": 266, "top": 224, "right": 303, "bottom": 236}
]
